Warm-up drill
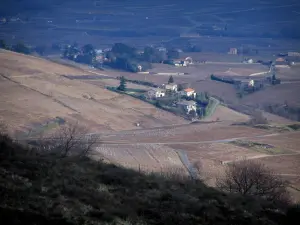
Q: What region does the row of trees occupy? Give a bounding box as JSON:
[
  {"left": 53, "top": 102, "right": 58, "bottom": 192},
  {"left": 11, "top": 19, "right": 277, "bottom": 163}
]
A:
[
  {"left": 63, "top": 43, "right": 97, "bottom": 65},
  {"left": 0, "top": 39, "right": 31, "bottom": 54},
  {"left": 0, "top": 39, "right": 49, "bottom": 55}
]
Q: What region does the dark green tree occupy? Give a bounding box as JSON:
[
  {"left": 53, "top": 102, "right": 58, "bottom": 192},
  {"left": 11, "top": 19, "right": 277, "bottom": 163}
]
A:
[
  {"left": 82, "top": 44, "right": 96, "bottom": 58},
  {"left": 111, "top": 43, "right": 137, "bottom": 57},
  {"left": 117, "top": 76, "right": 127, "bottom": 91},
  {"left": 12, "top": 42, "right": 31, "bottom": 54},
  {"left": 177, "top": 84, "right": 184, "bottom": 91},
  {"left": 168, "top": 75, "right": 174, "bottom": 84},
  {"left": 35, "top": 45, "right": 46, "bottom": 55},
  {"left": 143, "top": 46, "right": 166, "bottom": 63},
  {"left": 63, "top": 43, "right": 79, "bottom": 60},
  {"left": 0, "top": 39, "right": 8, "bottom": 49},
  {"left": 167, "top": 48, "right": 179, "bottom": 59}
]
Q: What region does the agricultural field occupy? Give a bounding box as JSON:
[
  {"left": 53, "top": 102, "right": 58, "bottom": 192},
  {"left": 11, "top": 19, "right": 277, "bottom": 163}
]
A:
[
  {"left": 1, "top": 0, "right": 300, "bottom": 52},
  {"left": 0, "top": 50, "right": 186, "bottom": 135},
  {"left": 95, "top": 144, "right": 189, "bottom": 175}
]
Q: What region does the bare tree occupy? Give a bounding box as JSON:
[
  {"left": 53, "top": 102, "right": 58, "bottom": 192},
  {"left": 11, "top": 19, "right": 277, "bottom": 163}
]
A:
[
  {"left": 249, "top": 110, "right": 268, "bottom": 125},
  {"left": 216, "top": 160, "right": 290, "bottom": 204},
  {"left": 38, "top": 122, "right": 99, "bottom": 157}
]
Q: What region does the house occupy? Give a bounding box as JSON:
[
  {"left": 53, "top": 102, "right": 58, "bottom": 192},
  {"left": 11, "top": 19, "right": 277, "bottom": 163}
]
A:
[
  {"left": 177, "top": 100, "right": 197, "bottom": 113},
  {"left": 156, "top": 47, "right": 167, "bottom": 52},
  {"left": 147, "top": 88, "right": 166, "bottom": 98},
  {"left": 95, "top": 49, "right": 103, "bottom": 55},
  {"left": 275, "top": 58, "right": 290, "bottom": 68},
  {"left": 96, "top": 55, "right": 104, "bottom": 62},
  {"left": 235, "top": 79, "right": 254, "bottom": 89},
  {"left": 243, "top": 58, "right": 253, "bottom": 64},
  {"left": 288, "top": 52, "right": 300, "bottom": 57},
  {"left": 165, "top": 83, "right": 178, "bottom": 92},
  {"left": 173, "top": 57, "right": 193, "bottom": 67},
  {"left": 287, "top": 56, "right": 300, "bottom": 65},
  {"left": 181, "top": 88, "right": 196, "bottom": 97},
  {"left": 228, "top": 48, "right": 238, "bottom": 55}
]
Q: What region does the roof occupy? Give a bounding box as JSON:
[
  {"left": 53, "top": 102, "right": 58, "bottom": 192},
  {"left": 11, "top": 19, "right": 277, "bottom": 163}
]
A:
[
  {"left": 183, "top": 88, "right": 195, "bottom": 92},
  {"left": 149, "top": 88, "right": 165, "bottom": 92},
  {"left": 276, "top": 57, "right": 285, "bottom": 62},
  {"left": 165, "top": 83, "right": 177, "bottom": 87},
  {"left": 177, "top": 100, "right": 196, "bottom": 106}
]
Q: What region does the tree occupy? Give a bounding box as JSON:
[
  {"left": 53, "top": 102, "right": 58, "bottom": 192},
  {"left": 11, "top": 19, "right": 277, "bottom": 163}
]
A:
[
  {"left": 37, "top": 122, "right": 98, "bottom": 157},
  {"left": 34, "top": 45, "right": 46, "bottom": 56},
  {"left": 63, "top": 43, "right": 79, "bottom": 60},
  {"left": 216, "top": 160, "right": 290, "bottom": 204},
  {"left": 143, "top": 46, "right": 166, "bottom": 63},
  {"left": 117, "top": 76, "right": 127, "bottom": 91},
  {"left": 177, "top": 84, "right": 184, "bottom": 91},
  {"left": 82, "top": 44, "right": 96, "bottom": 56},
  {"left": 12, "top": 42, "right": 31, "bottom": 54},
  {"left": 168, "top": 75, "right": 174, "bottom": 84},
  {"left": 111, "top": 43, "right": 137, "bottom": 57},
  {"left": 0, "top": 39, "right": 8, "bottom": 49},
  {"left": 167, "top": 48, "right": 179, "bottom": 59}
]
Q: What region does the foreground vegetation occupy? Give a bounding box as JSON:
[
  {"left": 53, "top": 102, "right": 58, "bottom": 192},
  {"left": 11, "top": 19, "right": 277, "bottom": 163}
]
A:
[{"left": 0, "top": 130, "right": 299, "bottom": 225}]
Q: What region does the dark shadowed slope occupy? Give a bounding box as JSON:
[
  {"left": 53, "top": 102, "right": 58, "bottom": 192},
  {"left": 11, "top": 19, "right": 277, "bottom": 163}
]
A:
[{"left": 0, "top": 133, "right": 299, "bottom": 225}]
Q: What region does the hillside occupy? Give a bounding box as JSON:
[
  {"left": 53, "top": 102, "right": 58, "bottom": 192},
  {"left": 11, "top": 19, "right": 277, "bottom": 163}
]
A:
[
  {"left": 0, "top": 50, "right": 185, "bottom": 136},
  {"left": 0, "top": 134, "right": 299, "bottom": 225}
]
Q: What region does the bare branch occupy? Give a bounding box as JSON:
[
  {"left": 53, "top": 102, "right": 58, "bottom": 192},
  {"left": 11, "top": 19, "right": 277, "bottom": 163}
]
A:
[
  {"left": 36, "top": 122, "right": 99, "bottom": 157},
  {"left": 216, "top": 160, "right": 290, "bottom": 204}
]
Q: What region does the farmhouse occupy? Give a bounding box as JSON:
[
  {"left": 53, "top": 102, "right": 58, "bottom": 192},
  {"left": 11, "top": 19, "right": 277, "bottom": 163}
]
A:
[
  {"left": 243, "top": 58, "right": 254, "bottom": 64},
  {"left": 288, "top": 52, "right": 300, "bottom": 57},
  {"left": 156, "top": 47, "right": 167, "bottom": 52},
  {"left": 173, "top": 57, "right": 193, "bottom": 67},
  {"left": 235, "top": 79, "right": 254, "bottom": 89},
  {"left": 181, "top": 88, "right": 196, "bottom": 97},
  {"left": 275, "top": 58, "right": 289, "bottom": 68},
  {"left": 228, "top": 48, "right": 238, "bottom": 55},
  {"left": 177, "top": 100, "right": 197, "bottom": 113},
  {"left": 287, "top": 56, "right": 300, "bottom": 65},
  {"left": 147, "top": 88, "right": 166, "bottom": 98},
  {"left": 165, "top": 83, "right": 178, "bottom": 92}
]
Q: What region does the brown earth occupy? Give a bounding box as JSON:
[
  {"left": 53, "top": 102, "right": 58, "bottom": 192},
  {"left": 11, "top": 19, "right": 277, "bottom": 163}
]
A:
[{"left": 0, "top": 50, "right": 185, "bottom": 134}]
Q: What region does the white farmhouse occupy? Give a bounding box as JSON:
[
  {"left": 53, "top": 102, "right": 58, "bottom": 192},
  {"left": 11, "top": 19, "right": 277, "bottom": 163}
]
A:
[
  {"left": 147, "top": 88, "right": 166, "bottom": 98},
  {"left": 180, "top": 88, "right": 196, "bottom": 98},
  {"left": 165, "top": 83, "right": 178, "bottom": 92},
  {"left": 177, "top": 100, "right": 197, "bottom": 113}
]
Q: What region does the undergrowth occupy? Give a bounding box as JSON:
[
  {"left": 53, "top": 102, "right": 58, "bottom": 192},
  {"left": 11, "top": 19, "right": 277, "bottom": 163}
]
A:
[{"left": 0, "top": 134, "right": 299, "bottom": 225}]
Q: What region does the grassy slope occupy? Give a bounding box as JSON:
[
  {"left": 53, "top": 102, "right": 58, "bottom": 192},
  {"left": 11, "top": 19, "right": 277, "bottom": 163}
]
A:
[{"left": 0, "top": 134, "right": 298, "bottom": 225}]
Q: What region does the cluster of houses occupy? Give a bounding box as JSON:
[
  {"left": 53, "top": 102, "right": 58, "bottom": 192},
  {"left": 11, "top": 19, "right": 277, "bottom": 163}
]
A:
[{"left": 147, "top": 83, "right": 198, "bottom": 114}]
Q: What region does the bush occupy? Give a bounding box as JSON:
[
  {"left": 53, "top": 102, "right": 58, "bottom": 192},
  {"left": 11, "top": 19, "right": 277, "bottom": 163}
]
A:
[
  {"left": 217, "top": 160, "right": 291, "bottom": 206},
  {"left": 0, "top": 131, "right": 297, "bottom": 225}
]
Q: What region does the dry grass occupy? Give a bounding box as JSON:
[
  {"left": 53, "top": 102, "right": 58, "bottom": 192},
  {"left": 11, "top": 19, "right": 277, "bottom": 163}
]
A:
[
  {"left": 95, "top": 144, "right": 189, "bottom": 175},
  {"left": 0, "top": 50, "right": 185, "bottom": 134},
  {"left": 203, "top": 105, "right": 250, "bottom": 122}
]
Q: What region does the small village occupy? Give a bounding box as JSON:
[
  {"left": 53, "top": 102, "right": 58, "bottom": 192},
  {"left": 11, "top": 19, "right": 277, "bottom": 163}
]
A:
[{"left": 111, "top": 75, "right": 215, "bottom": 121}]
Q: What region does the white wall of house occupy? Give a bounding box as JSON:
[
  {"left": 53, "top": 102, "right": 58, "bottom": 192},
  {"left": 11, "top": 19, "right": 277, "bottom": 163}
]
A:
[
  {"left": 181, "top": 90, "right": 196, "bottom": 97},
  {"left": 165, "top": 84, "right": 178, "bottom": 92},
  {"left": 148, "top": 89, "right": 165, "bottom": 98}
]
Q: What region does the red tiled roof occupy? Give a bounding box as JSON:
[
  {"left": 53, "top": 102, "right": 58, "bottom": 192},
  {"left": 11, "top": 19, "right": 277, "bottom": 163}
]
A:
[
  {"left": 276, "top": 57, "right": 285, "bottom": 62},
  {"left": 184, "top": 88, "right": 195, "bottom": 92}
]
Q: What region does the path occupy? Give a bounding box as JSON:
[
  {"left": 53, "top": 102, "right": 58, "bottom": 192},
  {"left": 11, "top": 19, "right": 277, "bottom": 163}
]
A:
[{"left": 176, "top": 149, "right": 198, "bottom": 179}]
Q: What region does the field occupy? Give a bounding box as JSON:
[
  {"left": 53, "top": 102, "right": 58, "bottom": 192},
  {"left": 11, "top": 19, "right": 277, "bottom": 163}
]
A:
[
  {"left": 0, "top": 50, "right": 186, "bottom": 135},
  {"left": 1, "top": 49, "right": 300, "bottom": 200},
  {"left": 1, "top": 0, "right": 300, "bottom": 202},
  {"left": 95, "top": 144, "right": 189, "bottom": 175}
]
